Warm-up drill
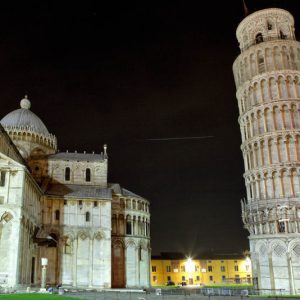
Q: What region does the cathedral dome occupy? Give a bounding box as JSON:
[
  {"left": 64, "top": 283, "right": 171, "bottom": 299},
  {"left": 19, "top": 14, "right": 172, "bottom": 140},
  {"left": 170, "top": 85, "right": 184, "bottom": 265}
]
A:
[{"left": 0, "top": 96, "right": 49, "bottom": 136}]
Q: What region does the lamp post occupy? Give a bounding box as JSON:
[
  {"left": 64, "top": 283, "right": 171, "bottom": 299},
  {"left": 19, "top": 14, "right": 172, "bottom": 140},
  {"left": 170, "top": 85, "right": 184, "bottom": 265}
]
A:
[{"left": 40, "top": 258, "right": 48, "bottom": 292}]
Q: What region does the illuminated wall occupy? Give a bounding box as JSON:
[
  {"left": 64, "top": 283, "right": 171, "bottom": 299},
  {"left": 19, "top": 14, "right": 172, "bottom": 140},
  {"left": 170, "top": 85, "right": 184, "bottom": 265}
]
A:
[{"left": 150, "top": 258, "right": 252, "bottom": 286}]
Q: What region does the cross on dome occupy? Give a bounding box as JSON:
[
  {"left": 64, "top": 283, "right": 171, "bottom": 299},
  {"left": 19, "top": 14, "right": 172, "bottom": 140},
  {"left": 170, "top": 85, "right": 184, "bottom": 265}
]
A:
[{"left": 20, "top": 95, "right": 31, "bottom": 110}]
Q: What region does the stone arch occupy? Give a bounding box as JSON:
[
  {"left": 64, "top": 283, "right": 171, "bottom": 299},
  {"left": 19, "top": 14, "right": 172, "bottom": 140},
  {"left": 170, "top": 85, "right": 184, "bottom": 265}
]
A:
[
  {"left": 278, "top": 75, "right": 288, "bottom": 98},
  {"left": 282, "top": 104, "right": 291, "bottom": 129},
  {"left": 272, "top": 171, "right": 280, "bottom": 198},
  {"left": 265, "top": 47, "right": 274, "bottom": 71},
  {"left": 264, "top": 107, "right": 273, "bottom": 132},
  {"left": 250, "top": 52, "right": 257, "bottom": 76},
  {"left": 125, "top": 239, "right": 137, "bottom": 249},
  {"left": 274, "top": 46, "right": 282, "bottom": 69},
  {"left": 257, "top": 49, "right": 265, "bottom": 73},
  {"left": 0, "top": 211, "right": 14, "bottom": 223},
  {"left": 295, "top": 76, "right": 300, "bottom": 97},
  {"left": 282, "top": 46, "right": 290, "bottom": 68},
  {"left": 94, "top": 230, "right": 106, "bottom": 240},
  {"left": 291, "top": 169, "right": 300, "bottom": 197},
  {"left": 288, "top": 239, "right": 300, "bottom": 261},
  {"left": 78, "top": 231, "right": 90, "bottom": 240},
  {"left": 273, "top": 106, "right": 282, "bottom": 130},
  {"left": 269, "top": 240, "right": 287, "bottom": 259},
  {"left": 270, "top": 77, "right": 278, "bottom": 100},
  {"left": 256, "top": 240, "right": 269, "bottom": 259},
  {"left": 261, "top": 78, "right": 269, "bottom": 101}
]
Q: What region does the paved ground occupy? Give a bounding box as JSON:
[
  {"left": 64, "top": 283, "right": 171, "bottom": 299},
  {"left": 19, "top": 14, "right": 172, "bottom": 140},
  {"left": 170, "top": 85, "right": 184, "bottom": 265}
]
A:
[{"left": 62, "top": 291, "right": 253, "bottom": 300}]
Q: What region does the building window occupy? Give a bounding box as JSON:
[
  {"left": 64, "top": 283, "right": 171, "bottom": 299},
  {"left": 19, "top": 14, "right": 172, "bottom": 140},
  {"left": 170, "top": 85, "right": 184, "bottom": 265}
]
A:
[
  {"left": 85, "top": 168, "right": 91, "bottom": 182},
  {"left": 245, "top": 264, "right": 250, "bottom": 271},
  {"left": 255, "top": 33, "right": 263, "bottom": 44},
  {"left": 153, "top": 276, "right": 156, "bottom": 282},
  {"left": 196, "top": 276, "right": 200, "bottom": 281},
  {"left": 65, "top": 167, "right": 70, "bottom": 181},
  {"left": 208, "top": 265, "right": 213, "bottom": 272},
  {"left": 222, "top": 275, "right": 226, "bottom": 281},
  {"left": 235, "top": 275, "right": 240, "bottom": 284},
  {"left": 94, "top": 201, "right": 98, "bottom": 207},
  {"left": 167, "top": 276, "right": 171, "bottom": 281},
  {"left": 152, "top": 266, "right": 156, "bottom": 272},
  {"left": 166, "top": 266, "right": 171, "bottom": 272},
  {"left": 280, "top": 30, "right": 287, "bottom": 40},
  {"left": 79, "top": 200, "right": 83, "bottom": 208},
  {"left": 55, "top": 210, "right": 60, "bottom": 221},
  {"left": 181, "top": 266, "right": 185, "bottom": 272},
  {"left": 64, "top": 200, "right": 67, "bottom": 205},
  {"left": 267, "top": 22, "right": 272, "bottom": 30},
  {"left": 0, "top": 171, "right": 6, "bottom": 187},
  {"left": 139, "top": 246, "right": 142, "bottom": 261},
  {"left": 86, "top": 212, "right": 90, "bottom": 222},
  {"left": 234, "top": 265, "right": 239, "bottom": 272},
  {"left": 182, "top": 276, "right": 185, "bottom": 281},
  {"left": 278, "top": 221, "right": 286, "bottom": 233},
  {"left": 221, "top": 266, "right": 225, "bottom": 272},
  {"left": 126, "top": 220, "right": 132, "bottom": 235},
  {"left": 209, "top": 276, "right": 213, "bottom": 281}
]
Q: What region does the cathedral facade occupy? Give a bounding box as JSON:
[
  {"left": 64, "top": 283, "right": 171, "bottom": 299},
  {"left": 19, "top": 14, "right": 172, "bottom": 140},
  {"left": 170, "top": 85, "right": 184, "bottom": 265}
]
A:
[
  {"left": 233, "top": 8, "right": 300, "bottom": 294},
  {"left": 0, "top": 97, "right": 151, "bottom": 288}
]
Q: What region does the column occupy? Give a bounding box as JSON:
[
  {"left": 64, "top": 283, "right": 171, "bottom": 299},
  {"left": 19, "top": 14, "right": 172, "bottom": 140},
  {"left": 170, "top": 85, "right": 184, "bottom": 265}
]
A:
[
  {"left": 72, "top": 238, "right": 78, "bottom": 287},
  {"left": 89, "top": 238, "right": 93, "bottom": 287}
]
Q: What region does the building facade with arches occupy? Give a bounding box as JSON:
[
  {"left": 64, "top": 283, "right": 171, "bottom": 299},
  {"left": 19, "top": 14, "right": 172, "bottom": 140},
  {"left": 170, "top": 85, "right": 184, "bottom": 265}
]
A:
[
  {"left": 0, "top": 97, "right": 151, "bottom": 288},
  {"left": 233, "top": 8, "right": 300, "bottom": 294}
]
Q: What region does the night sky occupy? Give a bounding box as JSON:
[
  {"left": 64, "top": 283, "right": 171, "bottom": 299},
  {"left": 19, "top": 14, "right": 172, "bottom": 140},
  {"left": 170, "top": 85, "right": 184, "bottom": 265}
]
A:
[{"left": 0, "top": 1, "right": 299, "bottom": 256}]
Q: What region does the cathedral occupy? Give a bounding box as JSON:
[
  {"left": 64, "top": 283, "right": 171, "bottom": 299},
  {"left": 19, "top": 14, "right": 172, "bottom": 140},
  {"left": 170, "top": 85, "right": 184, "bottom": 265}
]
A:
[
  {"left": 0, "top": 97, "right": 151, "bottom": 288},
  {"left": 233, "top": 8, "right": 300, "bottom": 294}
]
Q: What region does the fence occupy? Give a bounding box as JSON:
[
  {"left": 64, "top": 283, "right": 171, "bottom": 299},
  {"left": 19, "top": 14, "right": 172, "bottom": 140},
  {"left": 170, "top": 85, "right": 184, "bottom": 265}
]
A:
[{"left": 61, "top": 287, "right": 294, "bottom": 300}]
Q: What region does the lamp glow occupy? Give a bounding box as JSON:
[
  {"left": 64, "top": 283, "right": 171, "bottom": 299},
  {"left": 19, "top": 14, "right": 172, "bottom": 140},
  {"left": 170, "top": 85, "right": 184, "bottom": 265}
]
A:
[{"left": 185, "top": 257, "right": 195, "bottom": 273}]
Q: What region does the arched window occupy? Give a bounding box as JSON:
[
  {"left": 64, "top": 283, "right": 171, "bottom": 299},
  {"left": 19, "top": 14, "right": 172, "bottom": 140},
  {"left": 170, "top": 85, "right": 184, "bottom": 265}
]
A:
[
  {"left": 255, "top": 33, "right": 263, "bottom": 44},
  {"left": 86, "top": 212, "right": 90, "bottom": 222},
  {"left": 280, "top": 30, "right": 287, "bottom": 40},
  {"left": 55, "top": 210, "right": 60, "bottom": 221},
  {"left": 65, "top": 237, "right": 72, "bottom": 254},
  {"left": 267, "top": 22, "right": 273, "bottom": 30},
  {"left": 85, "top": 168, "right": 91, "bottom": 182},
  {"left": 126, "top": 217, "right": 132, "bottom": 235},
  {"left": 65, "top": 167, "right": 70, "bottom": 181}
]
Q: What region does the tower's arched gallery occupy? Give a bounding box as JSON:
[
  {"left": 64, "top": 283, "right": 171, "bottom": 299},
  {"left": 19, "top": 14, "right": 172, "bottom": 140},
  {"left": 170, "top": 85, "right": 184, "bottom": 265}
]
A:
[
  {"left": 233, "top": 8, "right": 300, "bottom": 294},
  {"left": 0, "top": 97, "right": 151, "bottom": 288}
]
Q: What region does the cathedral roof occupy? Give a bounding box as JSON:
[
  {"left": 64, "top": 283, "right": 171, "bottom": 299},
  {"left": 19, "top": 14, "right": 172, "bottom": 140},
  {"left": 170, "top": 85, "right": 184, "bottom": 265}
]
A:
[
  {"left": 109, "top": 183, "right": 146, "bottom": 200},
  {"left": 49, "top": 151, "right": 106, "bottom": 161},
  {"left": 122, "top": 188, "right": 144, "bottom": 200},
  {"left": 45, "top": 183, "right": 112, "bottom": 199},
  {"left": 0, "top": 96, "right": 50, "bottom": 136}
]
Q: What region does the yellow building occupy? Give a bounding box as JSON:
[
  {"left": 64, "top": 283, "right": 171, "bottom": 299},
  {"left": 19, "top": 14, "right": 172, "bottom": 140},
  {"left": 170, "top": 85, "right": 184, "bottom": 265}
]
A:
[{"left": 151, "top": 253, "right": 252, "bottom": 287}]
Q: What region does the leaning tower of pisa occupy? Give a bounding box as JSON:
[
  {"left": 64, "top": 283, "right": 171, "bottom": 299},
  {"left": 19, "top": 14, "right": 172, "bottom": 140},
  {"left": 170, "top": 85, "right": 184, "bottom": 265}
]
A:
[{"left": 233, "top": 8, "right": 300, "bottom": 294}]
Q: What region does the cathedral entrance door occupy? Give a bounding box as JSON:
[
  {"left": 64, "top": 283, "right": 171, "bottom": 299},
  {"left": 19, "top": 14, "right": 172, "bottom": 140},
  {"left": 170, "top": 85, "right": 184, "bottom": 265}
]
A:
[
  {"left": 112, "top": 242, "right": 125, "bottom": 288},
  {"left": 31, "top": 257, "right": 35, "bottom": 284}
]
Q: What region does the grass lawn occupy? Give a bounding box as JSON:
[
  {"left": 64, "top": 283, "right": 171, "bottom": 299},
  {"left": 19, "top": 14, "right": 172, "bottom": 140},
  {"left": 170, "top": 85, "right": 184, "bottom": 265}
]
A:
[{"left": 0, "top": 294, "right": 83, "bottom": 300}]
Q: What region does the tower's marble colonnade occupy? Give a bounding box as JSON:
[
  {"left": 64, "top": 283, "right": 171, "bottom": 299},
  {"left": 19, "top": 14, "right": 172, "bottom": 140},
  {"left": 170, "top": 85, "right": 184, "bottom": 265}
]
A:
[{"left": 233, "top": 8, "right": 300, "bottom": 294}]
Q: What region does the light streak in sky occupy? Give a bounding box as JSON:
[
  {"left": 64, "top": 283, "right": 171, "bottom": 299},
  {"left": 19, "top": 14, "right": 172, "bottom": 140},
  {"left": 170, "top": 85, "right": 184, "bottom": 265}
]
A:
[{"left": 145, "top": 136, "right": 215, "bottom": 141}]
